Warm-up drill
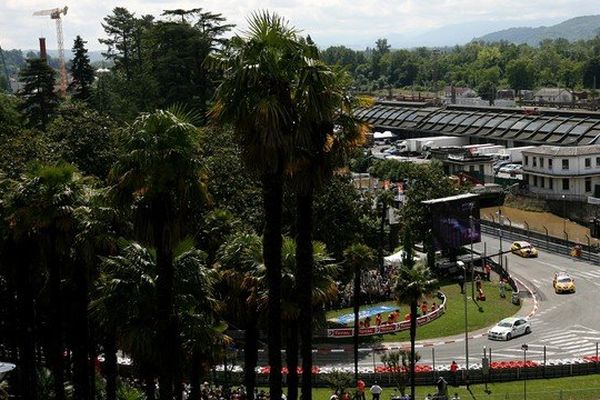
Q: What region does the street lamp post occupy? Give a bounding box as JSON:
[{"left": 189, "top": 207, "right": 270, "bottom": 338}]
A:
[
  {"left": 496, "top": 209, "right": 503, "bottom": 269},
  {"left": 561, "top": 194, "right": 567, "bottom": 235},
  {"left": 522, "top": 344, "right": 529, "bottom": 400},
  {"left": 458, "top": 260, "right": 469, "bottom": 386}
]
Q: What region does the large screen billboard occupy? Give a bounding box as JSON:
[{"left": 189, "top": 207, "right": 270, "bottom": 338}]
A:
[{"left": 423, "top": 193, "right": 480, "bottom": 251}]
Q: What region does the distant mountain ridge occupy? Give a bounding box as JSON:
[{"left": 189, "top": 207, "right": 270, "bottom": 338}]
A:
[{"left": 476, "top": 15, "right": 600, "bottom": 46}]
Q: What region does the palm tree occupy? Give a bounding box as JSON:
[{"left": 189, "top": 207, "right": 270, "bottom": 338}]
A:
[
  {"left": 210, "top": 12, "right": 306, "bottom": 399},
  {"left": 290, "top": 47, "right": 369, "bottom": 400},
  {"left": 7, "top": 164, "right": 86, "bottom": 400},
  {"left": 280, "top": 238, "right": 338, "bottom": 400},
  {"left": 92, "top": 239, "right": 220, "bottom": 400},
  {"left": 108, "top": 109, "right": 208, "bottom": 399},
  {"left": 216, "top": 232, "right": 265, "bottom": 400},
  {"left": 380, "top": 350, "right": 420, "bottom": 396},
  {"left": 343, "top": 244, "right": 375, "bottom": 381},
  {"left": 394, "top": 262, "right": 438, "bottom": 400}
]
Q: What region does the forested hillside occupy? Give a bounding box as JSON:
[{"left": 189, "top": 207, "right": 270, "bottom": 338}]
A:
[{"left": 477, "top": 15, "right": 600, "bottom": 46}]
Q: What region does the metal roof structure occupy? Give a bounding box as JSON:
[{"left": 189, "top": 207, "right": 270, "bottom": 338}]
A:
[{"left": 357, "top": 102, "right": 600, "bottom": 146}]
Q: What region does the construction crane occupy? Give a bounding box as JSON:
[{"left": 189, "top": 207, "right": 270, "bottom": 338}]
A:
[{"left": 33, "top": 6, "right": 68, "bottom": 96}]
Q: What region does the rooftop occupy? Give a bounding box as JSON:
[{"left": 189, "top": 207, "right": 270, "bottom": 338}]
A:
[
  {"left": 357, "top": 102, "right": 600, "bottom": 146},
  {"left": 523, "top": 145, "right": 600, "bottom": 156}
]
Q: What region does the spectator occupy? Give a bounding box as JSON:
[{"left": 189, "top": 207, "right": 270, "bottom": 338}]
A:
[
  {"left": 420, "top": 301, "right": 428, "bottom": 315},
  {"left": 341, "top": 392, "right": 351, "bottom": 400},
  {"left": 375, "top": 313, "right": 382, "bottom": 326},
  {"left": 450, "top": 361, "right": 459, "bottom": 386},
  {"left": 357, "top": 379, "right": 366, "bottom": 400},
  {"left": 370, "top": 382, "right": 382, "bottom": 400},
  {"left": 431, "top": 302, "right": 437, "bottom": 311}
]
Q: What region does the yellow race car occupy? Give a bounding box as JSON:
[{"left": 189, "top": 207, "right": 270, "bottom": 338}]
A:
[
  {"left": 553, "top": 272, "right": 576, "bottom": 294},
  {"left": 511, "top": 241, "right": 539, "bottom": 257}
]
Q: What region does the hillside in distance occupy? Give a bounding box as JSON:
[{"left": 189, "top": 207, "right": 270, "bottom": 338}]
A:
[{"left": 476, "top": 15, "right": 600, "bottom": 46}]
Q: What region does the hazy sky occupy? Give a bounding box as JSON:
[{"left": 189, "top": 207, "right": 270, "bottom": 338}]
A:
[{"left": 2, "top": 0, "right": 600, "bottom": 51}]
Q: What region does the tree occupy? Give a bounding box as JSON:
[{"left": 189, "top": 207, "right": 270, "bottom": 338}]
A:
[
  {"left": 216, "top": 232, "right": 264, "bottom": 400},
  {"left": 380, "top": 350, "right": 420, "bottom": 395},
  {"left": 506, "top": 58, "right": 535, "bottom": 93},
  {"left": 583, "top": 56, "right": 600, "bottom": 89},
  {"left": 290, "top": 44, "right": 368, "bottom": 400},
  {"left": 210, "top": 13, "right": 305, "bottom": 399},
  {"left": 46, "top": 102, "right": 120, "bottom": 180},
  {"left": 69, "top": 36, "right": 95, "bottom": 101},
  {"left": 18, "top": 58, "right": 59, "bottom": 129},
  {"left": 394, "top": 261, "right": 438, "bottom": 400},
  {"left": 6, "top": 164, "right": 87, "bottom": 400},
  {"left": 109, "top": 109, "right": 208, "bottom": 399},
  {"left": 100, "top": 8, "right": 138, "bottom": 80},
  {"left": 343, "top": 244, "right": 375, "bottom": 381}
]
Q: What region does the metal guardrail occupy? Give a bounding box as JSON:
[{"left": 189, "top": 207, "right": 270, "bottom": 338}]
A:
[{"left": 480, "top": 220, "right": 600, "bottom": 264}]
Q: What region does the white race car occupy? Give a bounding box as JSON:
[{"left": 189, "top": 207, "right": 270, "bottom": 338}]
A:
[{"left": 487, "top": 317, "right": 531, "bottom": 341}]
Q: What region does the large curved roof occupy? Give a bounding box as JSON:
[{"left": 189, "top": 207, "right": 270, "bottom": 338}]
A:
[{"left": 357, "top": 102, "right": 600, "bottom": 146}]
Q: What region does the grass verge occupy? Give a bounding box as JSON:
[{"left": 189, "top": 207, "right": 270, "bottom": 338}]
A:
[
  {"left": 321, "top": 281, "right": 520, "bottom": 344},
  {"left": 294, "top": 374, "right": 600, "bottom": 400}
]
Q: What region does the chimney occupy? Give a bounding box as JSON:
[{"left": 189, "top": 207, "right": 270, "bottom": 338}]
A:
[{"left": 39, "top": 37, "right": 47, "bottom": 60}]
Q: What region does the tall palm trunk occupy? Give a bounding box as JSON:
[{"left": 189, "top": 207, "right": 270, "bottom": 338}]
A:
[
  {"left": 154, "top": 209, "right": 178, "bottom": 400},
  {"left": 104, "top": 332, "right": 118, "bottom": 400},
  {"left": 47, "top": 236, "right": 66, "bottom": 400},
  {"left": 353, "top": 265, "right": 360, "bottom": 381},
  {"left": 156, "top": 243, "right": 177, "bottom": 400},
  {"left": 189, "top": 350, "right": 202, "bottom": 400},
  {"left": 296, "top": 190, "right": 313, "bottom": 400},
  {"left": 244, "top": 313, "right": 259, "bottom": 400},
  {"left": 14, "top": 242, "right": 37, "bottom": 400},
  {"left": 262, "top": 172, "right": 283, "bottom": 400},
  {"left": 409, "top": 301, "right": 417, "bottom": 400},
  {"left": 286, "top": 319, "right": 299, "bottom": 400},
  {"left": 73, "top": 262, "right": 90, "bottom": 400}
]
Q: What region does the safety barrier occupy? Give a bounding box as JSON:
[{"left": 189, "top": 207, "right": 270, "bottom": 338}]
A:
[
  {"left": 480, "top": 219, "right": 600, "bottom": 264},
  {"left": 218, "top": 355, "right": 600, "bottom": 387},
  {"left": 324, "top": 293, "right": 447, "bottom": 338}
]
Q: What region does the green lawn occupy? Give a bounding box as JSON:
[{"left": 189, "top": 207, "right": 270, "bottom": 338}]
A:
[
  {"left": 322, "top": 281, "right": 520, "bottom": 344},
  {"left": 298, "top": 375, "right": 600, "bottom": 400}
]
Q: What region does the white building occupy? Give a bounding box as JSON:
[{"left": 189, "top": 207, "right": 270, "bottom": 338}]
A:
[{"left": 522, "top": 146, "right": 600, "bottom": 201}]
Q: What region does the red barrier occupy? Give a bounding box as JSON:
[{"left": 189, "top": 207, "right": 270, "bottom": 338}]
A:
[
  {"left": 490, "top": 360, "right": 539, "bottom": 369},
  {"left": 259, "top": 366, "right": 320, "bottom": 375},
  {"left": 326, "top": 297, "right": 446, "bottom": 338},
  {"left": 374, "top": 365, "right": 432, "bottom": 374}
]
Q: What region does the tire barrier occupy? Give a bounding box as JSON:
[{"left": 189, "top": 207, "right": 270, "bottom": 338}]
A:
[
  {"left": 214, "top": 355, "right": 600, "bottom": 386},
  {"left": 325, "top": 292, "right": 447, "bottom": 338}
]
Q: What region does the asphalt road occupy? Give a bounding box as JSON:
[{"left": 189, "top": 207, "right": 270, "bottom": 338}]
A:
[{"left": 254, "top": 233, "right": 600, "bottom": 370}]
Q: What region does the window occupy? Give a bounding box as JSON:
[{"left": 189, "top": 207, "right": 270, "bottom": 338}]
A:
[
  {"left": 562, "top": 159, "right": 569, "bottom": 170},
  {"left": 533, "top": 157, "right": 537, "bottom": 167},
  {"left": 540, "top": 157, "right": 544, "bottom": 168},
  {"left": 524, "top": 155, "right": 529, "bottom": 166},
  {"left": 596, "top": 157, "right": 600, "bottom": 167},
  {"left": 586, "top": 158, "right": 592, "bottom": 168},
  {"left": 541, "top": 177, "right": 545, "bottom": 188},
  {"left": 533, "top": 175, "right": 538, "bottom": 186},
  {"left": 548, "top": 159, "right": 553, "bottom": 169},
  {"left": 562, "top": 178, "right": 569, "bottom": 191},
  {"left": 549, "top": 179, "right": 554, "bottom": 190},
  {"left": 586, "top": 177, "right": 592, "bottom": 193}
]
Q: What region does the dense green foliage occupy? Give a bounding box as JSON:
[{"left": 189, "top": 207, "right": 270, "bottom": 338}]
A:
[{"left": 322, "top": 36, "right": 600, "bottom": 92}]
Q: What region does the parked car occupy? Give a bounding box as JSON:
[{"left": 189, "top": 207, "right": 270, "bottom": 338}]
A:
[
  {"left": 488, "top": 317, "right": 531, "bottom": 341},
  {"left": 499, "top": 163, "right": 522, "bottom": 174}
]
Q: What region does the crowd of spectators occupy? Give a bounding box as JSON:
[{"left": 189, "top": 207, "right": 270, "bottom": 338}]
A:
[{"left": 330, "top": 265, "right": 396, "bottom": 309}]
